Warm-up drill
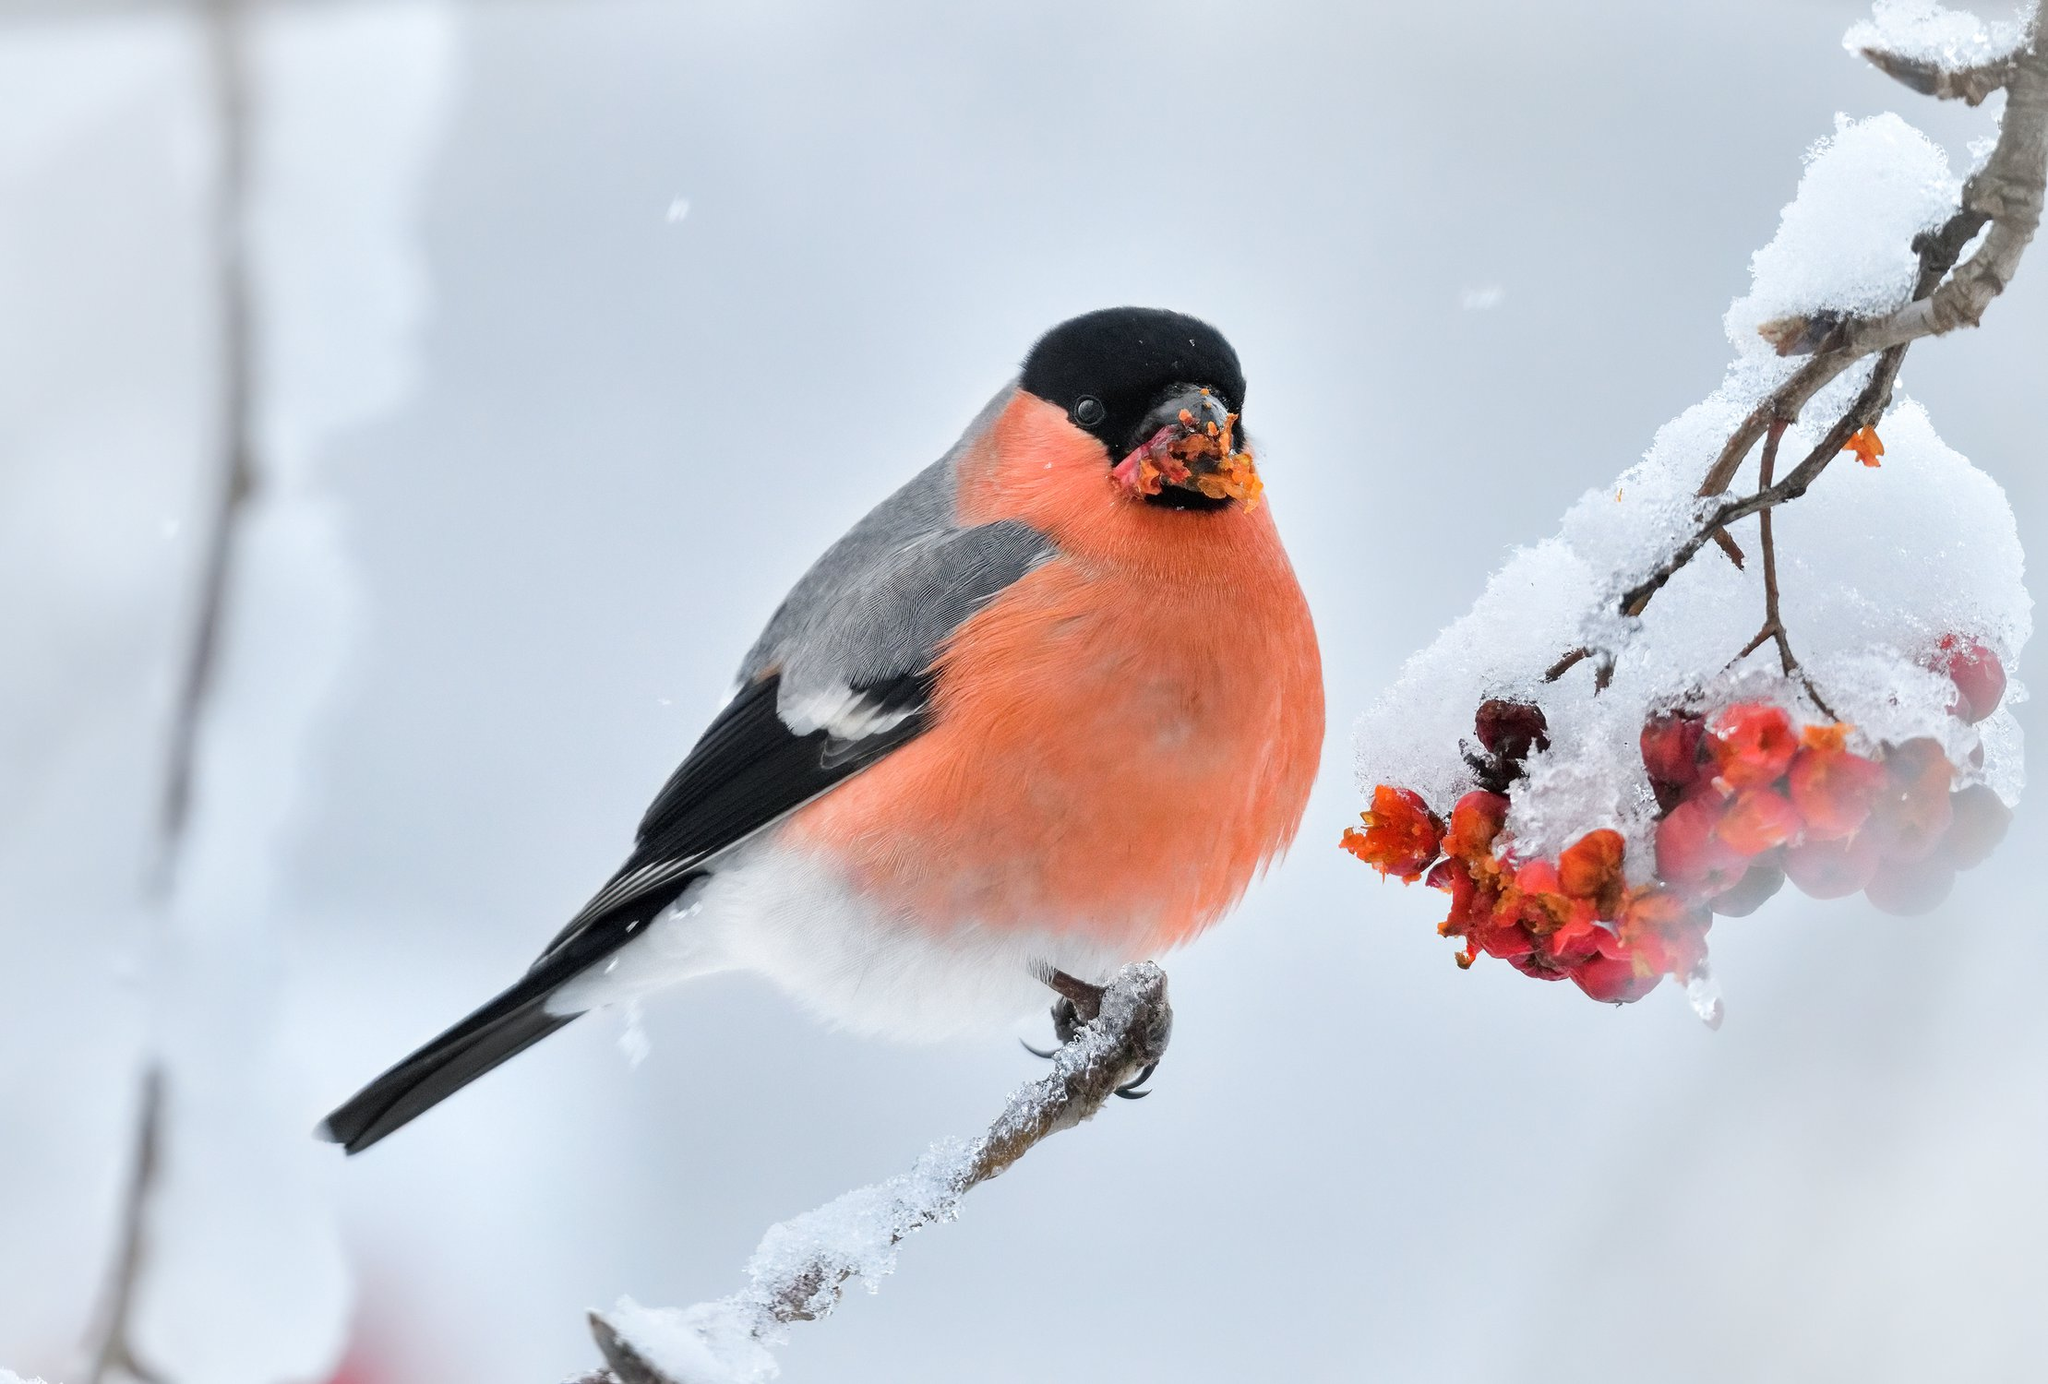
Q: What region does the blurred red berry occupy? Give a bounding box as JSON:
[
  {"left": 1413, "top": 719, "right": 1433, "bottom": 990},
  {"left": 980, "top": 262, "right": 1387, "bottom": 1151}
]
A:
[
  {"left": 1865, "top": 738, "right": 1956, "bottom": 862},
  {"left": 1342, "top": 784, "right": 1444, "bottom": 881},
  {"left": 1715, "top": 787, "right": 1801, "bottom": 855},
  {"left": 1641, "top": 710, "right": 1706, "bottom": 810},
  {"left": 1475, "top": 913, "right": 1534, "bottom": 961},
  {"left": 1656, "top": 795, "right": 1748, "bottom": 893},
  {"left": 1706, "top": 703, "right": 1798, "bottom": 789},
  {"left": 1712, "top": 861, "right": 1786, "bottom": 917},
  {"left": 1616, "top": 888, "right": 1711, "bottom": 979},
  {"left": 1571, "top": 952, "right": 1662, "bottom": 1003},
  {"left": 1541, "top": 914, "right": 1609, "bottom": 969},
  {"left": 1508, "top": 952, "right": 1570, "bottom": 980},
  {"left": 1783, "top": 831, "right": 1882, "bottom": 899},
  {"left": 1787, "top": 728, "right": 1886, "bottom": 839},
  {"left": 1929, "top": 635, "right": 2006, "bottom": 723},
  {"left": 1510, "top": 856, "right": 1564, "bottom": 900},
  {"left": 1941, "top": 783, "right": 2012, "bottom": 870},
  {"left": 1865, "top": 856, "right": 1957, "bottom": 916}
]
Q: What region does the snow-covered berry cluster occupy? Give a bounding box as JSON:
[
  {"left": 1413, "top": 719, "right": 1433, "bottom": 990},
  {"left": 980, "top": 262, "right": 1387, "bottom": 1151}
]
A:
[{"left": 1346, "top": 637, "right": 2014, "bottom": 1006}]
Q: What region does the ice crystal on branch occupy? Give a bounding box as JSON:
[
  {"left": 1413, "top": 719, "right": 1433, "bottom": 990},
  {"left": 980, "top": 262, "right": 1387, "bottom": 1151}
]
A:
[{"left": 1350, "top": 1, "right": 2037, "bottom": 1011}]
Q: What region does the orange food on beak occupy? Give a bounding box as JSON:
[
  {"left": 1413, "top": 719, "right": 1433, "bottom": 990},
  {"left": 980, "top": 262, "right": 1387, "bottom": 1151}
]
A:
[{"left": 1111, "top": 403, "right": 1263, "bottom": 508}]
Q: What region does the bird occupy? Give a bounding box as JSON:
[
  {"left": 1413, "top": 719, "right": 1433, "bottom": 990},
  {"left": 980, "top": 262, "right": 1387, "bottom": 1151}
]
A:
[{"left": 319, "top": 306, "right": 1324, "bottom": 1153}]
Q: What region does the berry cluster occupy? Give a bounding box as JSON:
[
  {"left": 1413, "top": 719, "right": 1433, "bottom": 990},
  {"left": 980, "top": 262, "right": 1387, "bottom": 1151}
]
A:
[
  {"left": 1343, "top": 773, "right": 1711, "bottom": 1006},
  {"left": 1344, "top": 637, "right": 2012, "bottom": 1005}
]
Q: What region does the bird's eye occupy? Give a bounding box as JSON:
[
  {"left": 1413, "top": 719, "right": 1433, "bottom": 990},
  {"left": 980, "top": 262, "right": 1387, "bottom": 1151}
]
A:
[{"left": 1073, "top": 396, "right": 1106, "bottom": 427}]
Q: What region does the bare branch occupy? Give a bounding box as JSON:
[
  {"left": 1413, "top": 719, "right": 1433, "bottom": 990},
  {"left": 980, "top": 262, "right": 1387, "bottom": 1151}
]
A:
[
  {"left": 581, "top": 964, "right": 1174, "bottom": 1384},
  {"left": 86, "top": 8, "right": 258, "bottom": 1378},
  {"left": 83, "top": 1070, "right": 167, "bottom": 1384},
  {"left": 154, "top": 0, "right": 257, "bottom": 895}
]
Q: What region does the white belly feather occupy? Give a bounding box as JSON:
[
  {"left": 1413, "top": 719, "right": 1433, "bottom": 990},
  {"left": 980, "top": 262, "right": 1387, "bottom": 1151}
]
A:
[{"left": 545, "top": 830, "right": 1138, "bottom": 1041}]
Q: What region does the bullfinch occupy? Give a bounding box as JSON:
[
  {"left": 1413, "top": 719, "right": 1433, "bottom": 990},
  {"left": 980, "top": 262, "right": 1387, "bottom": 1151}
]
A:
[{"left": 320, "top": 306, "right": 1323, "bottom": 1153}]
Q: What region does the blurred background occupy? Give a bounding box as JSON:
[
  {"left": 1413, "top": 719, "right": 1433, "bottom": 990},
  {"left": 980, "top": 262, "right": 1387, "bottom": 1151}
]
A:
[{"left": 3, "top": 1, "right": 2044, "bottom": 1381}]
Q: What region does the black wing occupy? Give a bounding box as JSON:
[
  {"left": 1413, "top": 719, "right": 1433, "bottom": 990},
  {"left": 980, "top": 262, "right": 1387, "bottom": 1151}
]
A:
[
  {"left": 317, "top": 669, "right": 930, "bottom": 1154},
  {"left": 531, "top": 667, "right": 932, "bottom": 965}
]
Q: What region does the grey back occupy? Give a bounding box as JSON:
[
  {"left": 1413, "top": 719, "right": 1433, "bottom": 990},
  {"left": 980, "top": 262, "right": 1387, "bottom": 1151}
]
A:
[{"left": 737, "top": 384, "right": 1059, "bottom": 726}]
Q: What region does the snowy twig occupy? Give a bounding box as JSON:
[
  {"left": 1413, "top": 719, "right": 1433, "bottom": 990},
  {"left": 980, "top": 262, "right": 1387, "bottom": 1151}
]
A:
[
  {"left": 1619, "top": 12, "right": 2046, "bottom": 624},
  {"left": 579, "top": 964, "right": 1174, "bottom": 1384}
]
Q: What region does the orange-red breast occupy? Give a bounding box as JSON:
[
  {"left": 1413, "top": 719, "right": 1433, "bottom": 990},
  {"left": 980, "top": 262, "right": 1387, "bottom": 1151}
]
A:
[{"left": 321, "top": 307, "right": 1323, "bottom": 1152}]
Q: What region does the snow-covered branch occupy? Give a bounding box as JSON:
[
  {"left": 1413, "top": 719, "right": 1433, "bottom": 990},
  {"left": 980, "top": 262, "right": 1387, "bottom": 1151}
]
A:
[
  {"left": 1624, "top": 5, "right": 2045, "bottom": 621},
  {"left": 1351, "top": 1, "right": 2032, "bottom": 1009},
  {"left": 578, "top": 964, "right": 1173, "bottom": 1384}
]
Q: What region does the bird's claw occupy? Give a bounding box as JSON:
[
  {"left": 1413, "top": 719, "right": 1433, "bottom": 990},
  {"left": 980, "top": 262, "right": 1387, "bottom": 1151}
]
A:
[
  {"left": 1018, "top": 1038, "right": 1059, "bottom": 1060},
  {"left": 1113, "top": 1061, "right": 1158, "bottom": 1099}
]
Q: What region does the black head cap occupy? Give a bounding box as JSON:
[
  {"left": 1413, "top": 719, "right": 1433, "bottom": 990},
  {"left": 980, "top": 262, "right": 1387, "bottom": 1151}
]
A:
[{"left": 1019, "top": 307, "right": 1246, "bottom": 456}]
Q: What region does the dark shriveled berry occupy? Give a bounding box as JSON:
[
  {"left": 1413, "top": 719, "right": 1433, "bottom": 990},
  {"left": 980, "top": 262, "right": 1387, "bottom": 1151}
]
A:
[{"left": 1463, "top": 699, "right": 1551, "bottom": 796}]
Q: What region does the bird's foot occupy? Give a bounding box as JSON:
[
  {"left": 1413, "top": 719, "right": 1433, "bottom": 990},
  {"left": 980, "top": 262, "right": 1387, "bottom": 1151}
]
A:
[
  {"left": 1022, "top": 967, "right": 1162, "bottom": 1098},
  {"left": 1044, "top": 967, "right": 1104, "bottom": 1042}
]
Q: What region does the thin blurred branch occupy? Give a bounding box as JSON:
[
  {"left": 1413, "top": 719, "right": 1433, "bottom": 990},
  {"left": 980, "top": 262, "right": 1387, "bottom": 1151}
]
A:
[
  {"left": 578, "top": 964, "right": 1174, "bottom": 1384},
  {"left": 84, "top": 1070, "right": 167, "bottom": 1384},
  {"left": 1615, "top": 16, "right": 2046, "bottom": 625},
  {"left": 154, "top": 0, "right": 257, "bottom": 895},
  {"left": 83, "top": 3, "right": 257, "bottom": 1380}
]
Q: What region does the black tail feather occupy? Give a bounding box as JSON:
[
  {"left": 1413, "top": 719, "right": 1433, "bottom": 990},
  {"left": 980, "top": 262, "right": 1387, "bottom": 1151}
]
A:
[
  {"left": 318, "top": 938, "right": 616, "bottom": 1154},
  {"left": 319, "top": 999, "right": 575, "bottom": 1155}
]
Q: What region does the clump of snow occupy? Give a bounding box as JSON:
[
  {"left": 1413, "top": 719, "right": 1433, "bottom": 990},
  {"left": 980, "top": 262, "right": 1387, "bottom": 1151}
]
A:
[
  {"left": 1355, "top": 69, "right": 2031, "bottom": 883},
  {"left": 1725, "top": 113, "right": 1958, "bottom": 355},
  {"left": 1845, "top": 0, "right": 2039, "bottom": 68},
  {"left": 1, "top": 1371, "right": 48, "bottom": 1384}
]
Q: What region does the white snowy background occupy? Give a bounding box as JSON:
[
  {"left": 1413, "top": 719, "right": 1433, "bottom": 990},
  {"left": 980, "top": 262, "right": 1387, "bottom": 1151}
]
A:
[{"left": 3, "top": 2, "right": 2045, "bottom": 1382}]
